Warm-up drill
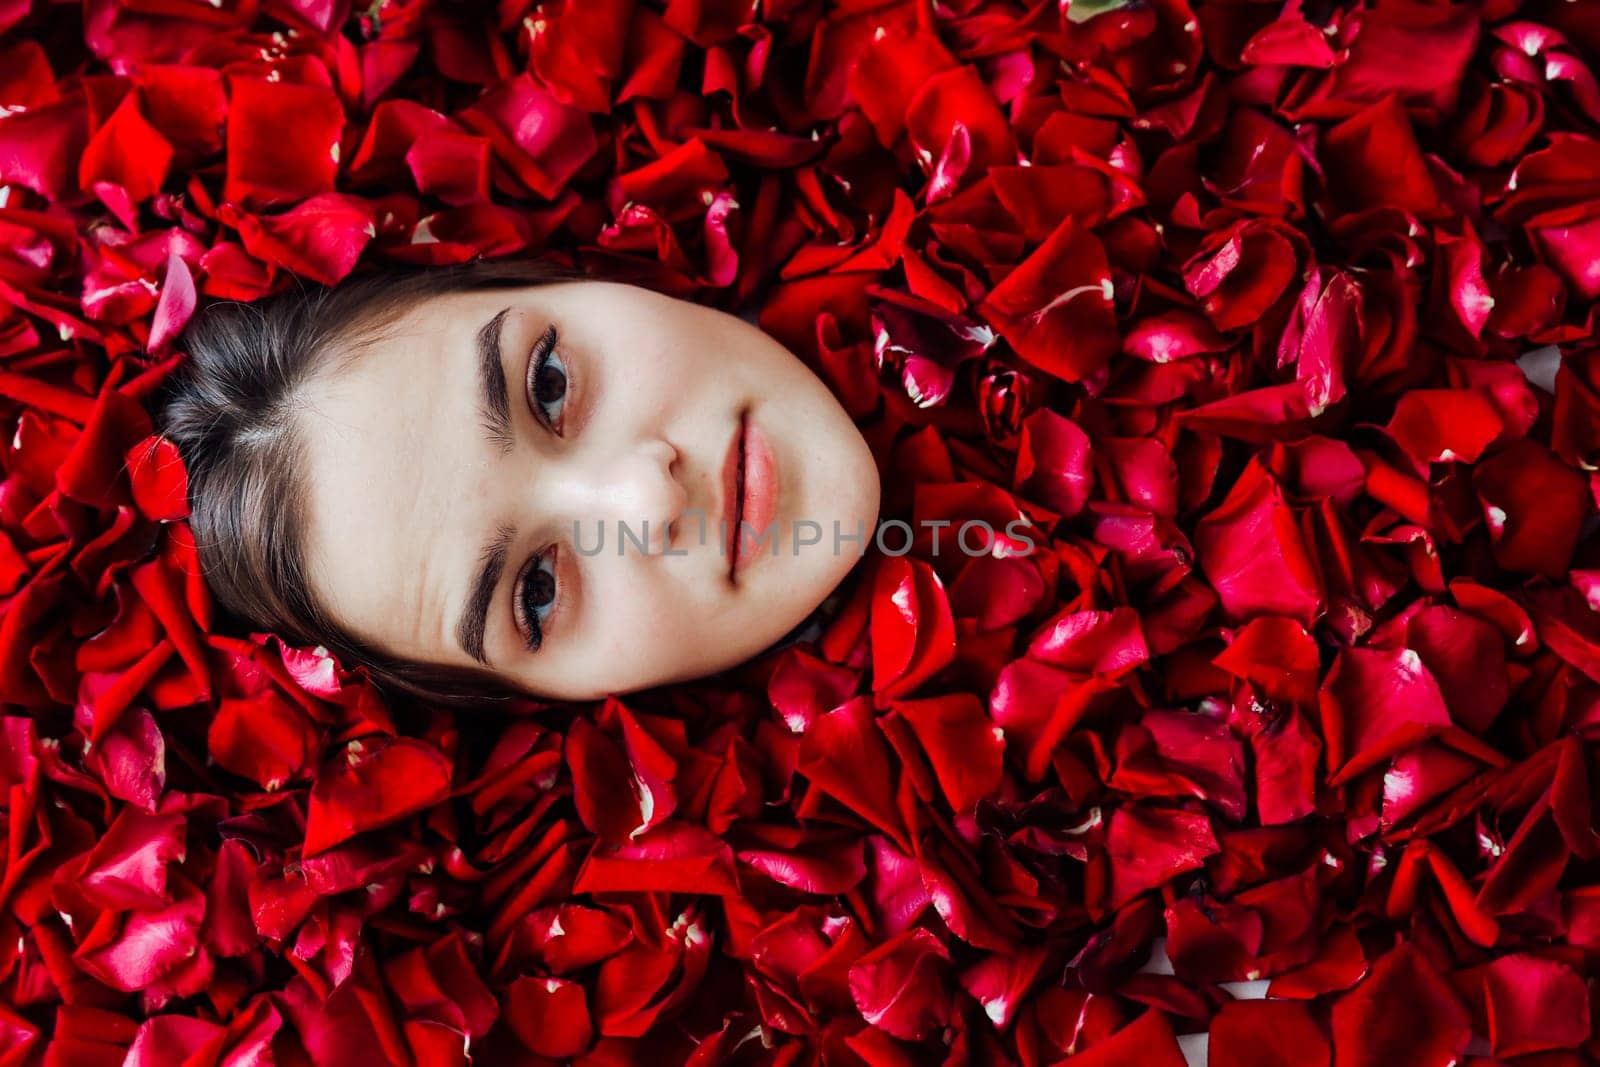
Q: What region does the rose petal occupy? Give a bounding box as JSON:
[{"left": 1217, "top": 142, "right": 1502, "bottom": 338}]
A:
[
  {"left": 1195, "top": 463, "right": 1323, "bottom": 627},
  {"left": 303, "top": 736, "right": 453, "bottom": 857},
  {"left": 978, "top": 216, "right": 1119, "bottom": 382},
  {"left": 223, "top": 78, "right": 344, "bottom": 210},
  {"left": 1102, "top": 804, "right": 1219, "bottom": 914},
  {"left": 1483, "top": 953, "right": 1591, "bottom": 1056},
  {"left": 1319, "top": 646, "right": 1453, "bottom": 782},
  {"left": 1329, "top": 946, "right": 1470, "bottom": 1067},
  {"left": 847, "top": 927, "right": 951, "bottom": 1042}
]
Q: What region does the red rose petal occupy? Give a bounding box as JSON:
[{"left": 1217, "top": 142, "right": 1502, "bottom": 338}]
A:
[
  {"left": 1319, "top": 646, "right": 1453, "bottom": 782},
  {"left": 1277, "top": 267, "right": 1360, "bottom": 416},
  {"left": 1183, "top": 219, "right": 1302, "bottom": 333},
  {"left": 1027, "top": 605, "right": 1149, "bottom": 677},
  {"left": 505, "top": 975, "right": 594, "bottom": 1058},
  {"left": 1210, "top": 999, "right": 1330, "bottom": 1067},
  {"left": 1529, "top": 206, "right": 1600, "bottom": 302},
  {"left": 797, "top": 697, "right": 911, "bottom": 851},
  {"left": 958, "top": 947, "right": 1046, "bottom": 1030},
  {"left": 1068, "top": 1008, "right": 1189, "bottom": 1067},
  {"left": 0, "top": 93, "right": 90, "bottom": 203},
  {"left": 223, "top": 78, "right": 345, "bottom": 211},
  {"left": 1212, "top": 617, "right": 1321, "bottom": 706},
  {"left": 574, "top": 820, "right": 741, "bottom": 898},
  {"left": 76, "top": 808, "right": 187, "bottom": 911},
  {"left": 1241, "top": 15, "right": 1337, "bottom": 69},
  {"left": 1014, "top": 408, "right": 1094, "bottom": 517},
  {"left": 458, "top": 74, "right": 598, "bottom": 200},
  {"left": 1319, "top": 96, "right": 1443, "bottom": 217},
  {"left": 303, "top": 736, "right": 453, "bottom": 857},
  {"left": 978, "top": 216, "right": 1119, "bottom": 382},
  {"left": 847, "top": 927, "right": 951, "bottom": 1042},
  {"left": 736, "top": 826, "right": 867, "bottom": 895},
  {"left": 848, "top": 25, "right": 958, "bottom": 148},
  {"left": 1102, "top": 804, "right": 1219, "bottom": 914},
  {"left": 1326, "top": 4, "right": 1479, "bottom": 115},
  {"left": 1195, "top": 463, "right": 1323, "bottom": 627},
  {"left": 906, "top": 65, "right": 1018, "bottom": 194},
  {"left": 870, "top": 556, "right": 957, "bottom": 700},
  {"left": 890, "top": 694, "right": 1003, "bottom": 813},
  {"left": 1330, "top": 946, "right": 1470, "bottom": 1067},
  {"left": 1405, "top": 606, "right": 1510, "bottom": 734},
  {"left": 1387, "top": 389, "right": 1505, "bottom": 465},
  {"left": 124, "top": 431, "right": 188, "bottom": 518},
  {"left": 1482, "top": 953, "right": 1590, "bottom": 1057},
  {"left": 1122, "top": 308, "right": 1232, "bottom": 364},
  {"left": 1474, "top": 439, "right": 1590, "bottom": 579},
  {"left": 591, "top": 904, "right": 712, "bottom": 1035},
  {"left": 236, "top": 193, "right": 378, "bottom": 286},
  {"left": 207, "top": 692, "right": 318, "bottom": 793},
  {"left": 79, "top": 93, "right": 174, "bottom": 206}
]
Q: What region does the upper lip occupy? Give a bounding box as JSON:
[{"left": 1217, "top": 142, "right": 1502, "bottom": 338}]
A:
[{"left": 721, "top": 409, "right": 746, "bottom": 572}]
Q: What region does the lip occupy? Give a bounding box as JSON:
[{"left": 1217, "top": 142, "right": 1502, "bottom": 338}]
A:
[
  {"left": 720, "top": 410, "right": 745, "bottom": 578},
  {"left": 733, "top": 410, "right": 778, "bottom": 578}
]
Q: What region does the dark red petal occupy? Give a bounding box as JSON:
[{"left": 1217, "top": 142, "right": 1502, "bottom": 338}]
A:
[
  {"left": 1195, "top": 463, "right": 1323, "bottom": 627},
  {"left": 1482, "top": 953, "right": 1590, "bottom": 1056},
  {"left": 1387, "top": 389, "right": 1505, "bottom": 465},
  {"left": 1014, "top": 408, "right": 1094, "bottom": 517},
  {"left": 1319, "top": 646, "right": 1453, "bottom": 782},
  {"left": 847, "top": 927, "right": 952, "bottom": 1041},
  {"left": 1329, "top": 946, "right": 1470, "bottom": 1067},
  {"left": 1210, "top": 999, "right": 1330, "bottom": 1067},
  {"left": 1474, "top": 439, "right": 1590, "bottom": 579},
  {"left": 1068, "top": 1009, "right": 1189, "bottom": 1067},
  {"left": 1102, "top": 804, "right": 1219, "bottom": 914},
  {"left": 1319, "top": 96, "right": 1443, "bottom": 217},
  {"left": 1406, "top": 605, "right": 1510, "bottom": 734},
  {"left": 1212, "top": 617, "right": 1320, "bottom": 705},
  {"left": 504, "top": 975, "right": 594, "bottom": 1059},
  {"left": 891, "top": 694, "right": 1004, "bottom": 813}
]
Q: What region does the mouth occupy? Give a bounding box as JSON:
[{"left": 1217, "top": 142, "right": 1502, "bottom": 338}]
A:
[
  {"left": 723, "top": 409, "right": 747, "bottom": 580},
  {"left": 732, "top": 408, "right": 778, "bottom": 580},
  {"left": 721, "top": 406, "right": 780, "bottom": 582}
]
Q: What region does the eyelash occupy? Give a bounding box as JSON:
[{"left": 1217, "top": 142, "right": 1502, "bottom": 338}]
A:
[{"left": 512, "top": 324, "right": 572, "bottom": 653}]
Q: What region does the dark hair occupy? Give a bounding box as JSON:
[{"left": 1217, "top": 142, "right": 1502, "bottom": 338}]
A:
[{"left": 152, "top": 255, "right": 589, "bottom": 711}]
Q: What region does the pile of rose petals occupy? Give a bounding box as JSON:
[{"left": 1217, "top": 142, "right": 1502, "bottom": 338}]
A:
[{"left": 3, "top": 0, "right": 1600, "bottom": 1063}]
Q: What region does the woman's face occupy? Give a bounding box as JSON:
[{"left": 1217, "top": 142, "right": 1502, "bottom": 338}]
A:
[{"left": 294, "top": 280, "right": 881, "bottom": 702}]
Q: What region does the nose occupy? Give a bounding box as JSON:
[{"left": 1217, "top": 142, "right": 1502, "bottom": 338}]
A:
[{"left": 550, "top": 437, "right": 687, "bottom": 557}]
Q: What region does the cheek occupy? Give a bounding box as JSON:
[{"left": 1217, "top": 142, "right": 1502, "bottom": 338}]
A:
[
  {"left": 623, "top": 587, "right": 687, "bottom": 635},
  {"left": 672, "top": 310, "right": 768, "bottom": 381},
  {"left": 575, "top": 565, "right": 697, "bottom": 668}
]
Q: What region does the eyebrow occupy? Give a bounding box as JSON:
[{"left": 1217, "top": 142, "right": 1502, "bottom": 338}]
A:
[
  {"left": 455, "top": 307, "right": 516, "bottom": 665},
  {"left": 476, "top": 306, "right": 514, "bottom": 448}
]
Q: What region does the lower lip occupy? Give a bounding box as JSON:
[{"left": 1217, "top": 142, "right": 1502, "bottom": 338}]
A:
[{"left": 732, "top": 413, "right": 778, "bottom": 578}]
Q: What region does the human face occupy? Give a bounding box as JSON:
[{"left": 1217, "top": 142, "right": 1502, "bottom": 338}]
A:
[{"left": 295, "top": 280, "right": 881, "bottom": 702}]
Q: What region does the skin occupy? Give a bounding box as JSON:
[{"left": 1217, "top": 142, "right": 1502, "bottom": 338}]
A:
[{"left": 295, "top": 280, "right": 882, "bottom": 701}]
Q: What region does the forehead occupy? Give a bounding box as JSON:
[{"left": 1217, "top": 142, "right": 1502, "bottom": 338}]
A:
[{"left": 293, "top": 288, "right": 499, "bottom": 659}]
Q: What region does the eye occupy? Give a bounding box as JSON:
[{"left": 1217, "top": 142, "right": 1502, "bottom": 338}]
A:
[
  {"left": 527, "top": 325, "right": 569, "bottom": 432},
  {"left": 513, "top": 546, "right": 560, "bottom": 652}
]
